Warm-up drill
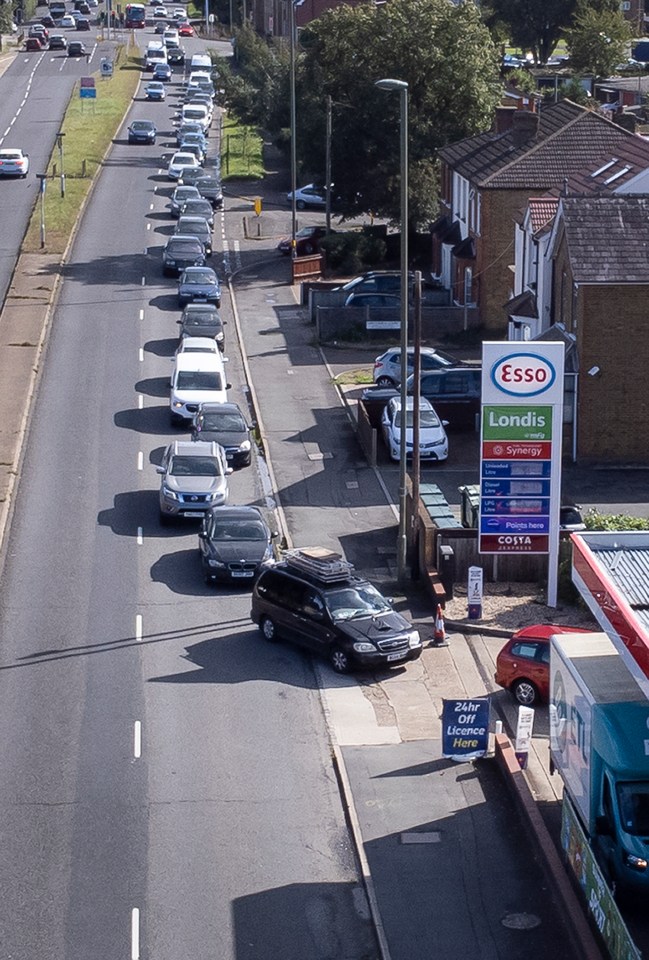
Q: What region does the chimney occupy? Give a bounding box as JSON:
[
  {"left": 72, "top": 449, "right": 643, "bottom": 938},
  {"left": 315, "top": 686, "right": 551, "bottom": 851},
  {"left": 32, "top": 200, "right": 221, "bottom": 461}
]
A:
[
  {"left": 511, "top": 110, "right": 540, "bottom": 149},
  {"left": 494, "top": 106, "right": 516, "bottom": 134}
]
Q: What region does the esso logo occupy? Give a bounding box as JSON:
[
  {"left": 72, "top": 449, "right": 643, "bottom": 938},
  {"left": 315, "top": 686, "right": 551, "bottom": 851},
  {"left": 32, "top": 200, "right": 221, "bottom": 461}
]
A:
[{"left": 490, "top": 353, "right": 556, "bottom": 397}]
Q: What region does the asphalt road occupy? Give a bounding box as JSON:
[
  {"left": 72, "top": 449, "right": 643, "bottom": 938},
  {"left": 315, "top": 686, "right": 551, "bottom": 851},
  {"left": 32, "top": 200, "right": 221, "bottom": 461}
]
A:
[{"left": 0, "top": 39, "right": 376, "bottom": 960}]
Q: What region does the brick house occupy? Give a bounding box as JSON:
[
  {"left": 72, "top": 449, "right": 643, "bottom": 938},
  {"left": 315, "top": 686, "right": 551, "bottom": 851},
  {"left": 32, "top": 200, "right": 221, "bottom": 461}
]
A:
[
  {"left": 435, "top": 100, "right": 649, "bottom": 333},
  {"left": 547, "top": 195, "right": 649, "bottom": 464}
]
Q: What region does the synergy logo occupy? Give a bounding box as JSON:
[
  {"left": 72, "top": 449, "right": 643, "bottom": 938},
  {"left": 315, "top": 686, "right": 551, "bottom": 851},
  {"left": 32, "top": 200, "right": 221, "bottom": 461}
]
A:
[{"left": 490, "top": 353, "right": 556, "bottom": 398}]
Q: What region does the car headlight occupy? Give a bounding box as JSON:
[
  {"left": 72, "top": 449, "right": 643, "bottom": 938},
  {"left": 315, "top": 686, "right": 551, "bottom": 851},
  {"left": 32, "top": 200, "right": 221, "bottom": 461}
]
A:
[
  {"left": 162, "top": 485, "right": 178, "bottom": 500},
  {"left": 216, "top": 332, "right": 224, "bottom": 341},
  {"left": 623, "top": 851, "right": 648, "bottom": 872},
  {"left": 239, "top": 440, "right": 251, "bottom": 452},
  {"left": 430, "top": 438, "right": 445, "bottom": 447},
  {"left": 172, "top": 400, "right": 184, "bottom": 409},
  {"left": 408, "top": 630, "right": 421, "bottom": 648},
  {"left": 353, "top": 642, "right": 376, "bottom": 653},
  {"left": 208, "top": 559, "right": 226, "bottom": 568},
  {"left": 166, "top": 259, "right": 176, "bottom": 266},
  {"left": 262, "top": 544, "right": 273, "bottom": 562}
]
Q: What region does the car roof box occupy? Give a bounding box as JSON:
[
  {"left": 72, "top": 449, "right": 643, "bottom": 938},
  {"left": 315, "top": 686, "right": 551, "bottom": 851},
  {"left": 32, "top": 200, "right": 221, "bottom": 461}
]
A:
[{"left": 285, "top": 547, "right": 353, "bottom": 583}]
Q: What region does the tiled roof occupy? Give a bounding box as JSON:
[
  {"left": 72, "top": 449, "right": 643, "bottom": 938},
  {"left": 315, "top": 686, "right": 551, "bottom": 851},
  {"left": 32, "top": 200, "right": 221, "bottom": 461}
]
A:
[
  {"left": 439, "top": 100, "right": 649, "bottom": 190},
  {"left": 528, "top": 197, "right": 559, "bottom": 234},
  {"left": 560, "top": 196, "right": 649, "bottom": 283}
]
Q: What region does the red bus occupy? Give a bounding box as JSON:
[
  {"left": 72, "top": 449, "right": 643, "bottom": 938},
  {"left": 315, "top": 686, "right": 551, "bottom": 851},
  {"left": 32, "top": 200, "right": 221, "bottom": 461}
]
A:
[{"left": 124, "top": 3, "right": 146, "bottom": 27}]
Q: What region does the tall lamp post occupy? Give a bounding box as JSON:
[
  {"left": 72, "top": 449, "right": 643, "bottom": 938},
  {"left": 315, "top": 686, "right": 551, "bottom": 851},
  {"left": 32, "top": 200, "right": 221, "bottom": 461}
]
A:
[
  {"left": 56, "top": 131, "right": 65, "bottom": 198},
  {"left": 289, "top": 0, "right": 298, "bottom": 255},
  {"left": 375, "top": 77, "right": 409, "bottom": 582}
]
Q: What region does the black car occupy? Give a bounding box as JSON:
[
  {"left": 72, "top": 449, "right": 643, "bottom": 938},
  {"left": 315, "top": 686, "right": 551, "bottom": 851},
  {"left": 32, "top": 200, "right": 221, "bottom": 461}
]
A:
[
  {"left": 75, "top": 17, "right": 91, "bottom": 29},
  {"left": 67, "top": 40, "right": 86, "bottom": 55},
  {"left": 199, "top": 506, "right": 277, "bottom": 585},
  {"left": 194, "top": 176, "right": 223, "bottom": 208},
  {"left": 128, "top": 119, "right": 157, "bottom": 144},
  {"left": 48, "top": 34, "right": 68, "bottom": 49},
  {"left": 175, "top": 215, "right": 212, "bottom": 255},
  {"left": 406, "top": 367, "right": 482, "bottom": 430},
  {"left": 167, "top": 46, "right": 185, "bottom": 65},
  {"left": 162, "top": 235, "right": 205, "bottom": 277},
  {"left": 191, "top": 402, "right": 252, "bottom": 467},
  {"left": 250, "top": 548, "right": 423, "bottom": 674},
  {"left": 178, "top": 197, "right": 214, "bottom": 227},
  {"left": 177, "top": 303, "right": 225, "bottom": 349},
  {"left": 179, "top": 166, "right": 212, "bottom": 188}
]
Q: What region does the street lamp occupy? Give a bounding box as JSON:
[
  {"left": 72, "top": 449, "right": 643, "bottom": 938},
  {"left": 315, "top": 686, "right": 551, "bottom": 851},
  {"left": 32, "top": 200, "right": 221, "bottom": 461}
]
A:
[
  {"left": 36, "top": 174, "right": 47, "bottom": 248},
  {"left": 289, "top": 0, "right": 298, "bottom": 256},
  {"left": 375, "top": 77, "right": 409, "bottom": 582}
]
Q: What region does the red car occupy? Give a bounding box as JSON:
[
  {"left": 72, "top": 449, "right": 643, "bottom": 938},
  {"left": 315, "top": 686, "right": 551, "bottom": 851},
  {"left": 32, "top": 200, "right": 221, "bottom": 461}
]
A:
[
  {"left": 25, "top": 36, "right": 44, "bottom": 50},
  {"left": 277, "top": 225, "right": 332, "bottom": 256},
  {"left": 178, "top": 21, "right": 194, "bottom": 35},
  {"left": 494, "top": 624, "right": 593, "bottom": 706}
]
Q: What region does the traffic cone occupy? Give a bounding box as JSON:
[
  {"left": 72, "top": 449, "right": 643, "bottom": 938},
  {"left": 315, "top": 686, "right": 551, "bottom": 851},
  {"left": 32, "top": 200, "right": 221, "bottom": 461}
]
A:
[{"left": 432, "top": 603, "right": 449, "bottom": 646}]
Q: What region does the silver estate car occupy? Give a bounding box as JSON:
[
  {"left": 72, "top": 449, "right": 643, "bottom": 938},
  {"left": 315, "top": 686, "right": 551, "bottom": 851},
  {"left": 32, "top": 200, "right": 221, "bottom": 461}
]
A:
[{"left": 157, "top": 440, "right": 231, "bottom": 523}]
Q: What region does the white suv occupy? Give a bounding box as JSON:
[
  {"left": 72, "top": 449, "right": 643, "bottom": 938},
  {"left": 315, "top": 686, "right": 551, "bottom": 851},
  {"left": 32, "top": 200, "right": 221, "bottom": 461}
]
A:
[{"left": 170, "top": 351, "right": 229, "bottom": 425}]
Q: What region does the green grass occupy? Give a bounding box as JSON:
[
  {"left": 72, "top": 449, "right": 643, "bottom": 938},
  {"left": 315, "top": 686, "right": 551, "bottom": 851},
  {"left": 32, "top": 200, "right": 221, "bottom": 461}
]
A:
[
  {"left": 23, "top": 41, "right": 142, "bottom": 254},
  {"left": 220, "top": 114, "right": 264, "bottom": 179},
  {"left": 333, "top": 368, "right": 374, "bottom": 385}
]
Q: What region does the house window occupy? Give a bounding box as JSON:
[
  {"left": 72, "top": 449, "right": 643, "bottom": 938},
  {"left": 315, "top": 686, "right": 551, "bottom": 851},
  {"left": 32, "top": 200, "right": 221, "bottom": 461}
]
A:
[
  {"left": 621, "top": 1, "right": 630, "bottom": 10},
  {"left": 452, "top": 172, "right": 470, "bottom": 232}
]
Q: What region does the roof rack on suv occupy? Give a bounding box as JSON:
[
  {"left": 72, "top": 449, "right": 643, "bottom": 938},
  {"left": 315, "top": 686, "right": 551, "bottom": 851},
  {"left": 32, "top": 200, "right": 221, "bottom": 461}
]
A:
[{"left": 284, "top": 547, "right": 353, "bottom": 583}]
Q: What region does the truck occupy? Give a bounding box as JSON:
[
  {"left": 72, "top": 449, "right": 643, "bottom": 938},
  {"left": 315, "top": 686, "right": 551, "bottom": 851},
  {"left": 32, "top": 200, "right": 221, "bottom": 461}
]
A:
[{"left": 550, "top": 631, "right": 649, "bottom": 896}]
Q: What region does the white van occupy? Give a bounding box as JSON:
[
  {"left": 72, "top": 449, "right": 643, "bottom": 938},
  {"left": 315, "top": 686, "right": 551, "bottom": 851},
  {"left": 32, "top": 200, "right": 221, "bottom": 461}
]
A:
[
  {"left": 190, "top": 52, "right": 212, "bottom": 72},
  {"left": 145, "top": 41, "right": 167, "bottom": 70},
  {"left": 181, "top": 103, "right": 211, "bottom": 132},
  {"left": 170, "top": 351, "right": 229, "bottom": 424}
]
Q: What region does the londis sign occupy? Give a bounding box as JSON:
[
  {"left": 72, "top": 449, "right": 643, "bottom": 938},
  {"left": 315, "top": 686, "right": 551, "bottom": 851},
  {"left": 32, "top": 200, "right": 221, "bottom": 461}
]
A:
[
  {"left": 479, "top": 343, "right": 565, "bottom": 558},
  {"left": 490, "top": 353, "right": 556, "bottom": 398}
]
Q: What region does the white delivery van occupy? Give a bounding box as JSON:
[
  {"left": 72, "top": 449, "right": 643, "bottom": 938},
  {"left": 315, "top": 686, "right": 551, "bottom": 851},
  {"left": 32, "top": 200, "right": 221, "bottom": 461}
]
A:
[
  {"left": 145, "top": 41, "right": 168, "bottom": 70},
  {"left": 190, "top": 53, "right": 212, "bottom": 71},
  {"left": 181, "top": 103, "right": 211, "bottom": 132}
]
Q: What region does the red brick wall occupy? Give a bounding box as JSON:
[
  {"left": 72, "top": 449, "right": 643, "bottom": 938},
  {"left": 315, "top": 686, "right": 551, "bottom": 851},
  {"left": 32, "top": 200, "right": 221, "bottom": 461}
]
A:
[{"left": 478, "top": 188, "right": 532, "bottom": 331}]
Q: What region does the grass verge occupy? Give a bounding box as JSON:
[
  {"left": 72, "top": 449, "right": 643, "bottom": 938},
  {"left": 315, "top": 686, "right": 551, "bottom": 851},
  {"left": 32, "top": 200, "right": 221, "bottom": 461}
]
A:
[
  {"left": 23, "top": 39, "right": 142, "bottom": 254},
  {"left": 220, "top": 113, "right": 263, "bottom": 180}
]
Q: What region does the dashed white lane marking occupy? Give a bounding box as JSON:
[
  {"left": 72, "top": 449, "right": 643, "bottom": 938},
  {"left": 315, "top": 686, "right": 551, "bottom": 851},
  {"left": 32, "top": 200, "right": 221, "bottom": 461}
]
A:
[
  {"left": 233, "top": 239, "right": 242, "bottom": 272},
  {"left": 139, "top": 348, "right": 144, "bottom": 362},
  {"left": 149, "top": 203, "right": 154, "bottom": 210},
  {"left": 133, "top": 721, "right": 142, "bottom": 759},
  {"left": 141, "top": 276, "right": 145, "bottom": 286},
  {"left": 135, "top": 615, "right": 142, "bottom": 642},
  {"left": 137, "top": 451, "right": 143, "bottom": 471},
  {"left": 131, "top": 907, "right": 140, "bottom": 959},
  {"left": 138, "top": 394, "right": 143, "bottom": 409},
  {"left": 146, "top": 223, "right": 151, "bottom": 231},
  {"left": 137, "top": 526, "right": 143, "bottom": 545},
  {"left": 139, "top": 309, "right": 144, "bottom": 321}
]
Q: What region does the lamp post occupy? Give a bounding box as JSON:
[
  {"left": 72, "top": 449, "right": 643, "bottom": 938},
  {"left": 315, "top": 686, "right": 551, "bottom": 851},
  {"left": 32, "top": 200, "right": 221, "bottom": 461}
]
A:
[
  {"left": 375, "top": 77, "right": 408, "bottom": 582},
  {"left": 36, "top": 174, "right": 47, "bottom": 248},
  {"left": 289, "top": 0, "right": 298, "bottom": 256},
  {"left": 56, "top": 131, "right": 65, "bottom": 198}
]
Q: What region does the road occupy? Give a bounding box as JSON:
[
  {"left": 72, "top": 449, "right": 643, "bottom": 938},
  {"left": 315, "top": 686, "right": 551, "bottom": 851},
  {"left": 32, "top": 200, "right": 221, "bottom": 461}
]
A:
[{"left": 0, "top": 36, "right": 376, "bottom": 960}]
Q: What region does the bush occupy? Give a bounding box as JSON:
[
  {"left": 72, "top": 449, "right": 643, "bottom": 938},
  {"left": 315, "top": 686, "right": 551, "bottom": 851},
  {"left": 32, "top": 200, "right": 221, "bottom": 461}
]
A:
[{"left": 321, "top": 229, "right": 387, "bottom": 272}]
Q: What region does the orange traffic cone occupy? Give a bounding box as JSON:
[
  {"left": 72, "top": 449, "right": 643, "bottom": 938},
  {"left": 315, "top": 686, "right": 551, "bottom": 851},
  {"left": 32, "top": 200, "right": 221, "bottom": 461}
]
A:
[{"left": 432, "top": 604, "right": 449, "bottom": 646}]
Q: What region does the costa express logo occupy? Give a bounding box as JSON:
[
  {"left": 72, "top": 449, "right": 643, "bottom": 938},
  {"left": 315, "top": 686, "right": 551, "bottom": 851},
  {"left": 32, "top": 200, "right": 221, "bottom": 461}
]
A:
[{"left": 490, "top": 353, "right": 556, "bottom": 398}]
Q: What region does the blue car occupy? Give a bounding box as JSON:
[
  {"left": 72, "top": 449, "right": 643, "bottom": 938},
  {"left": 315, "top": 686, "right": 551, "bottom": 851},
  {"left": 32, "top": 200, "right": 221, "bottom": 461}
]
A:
[
  {"left": 178, "top": 266, "right": 221, "bottom": 307},
  {"left": 152, "top": 62, "right": 172, "bottom": 82},
  {"left": 145, "top": 81, "right": 166, "bottom": 101}
]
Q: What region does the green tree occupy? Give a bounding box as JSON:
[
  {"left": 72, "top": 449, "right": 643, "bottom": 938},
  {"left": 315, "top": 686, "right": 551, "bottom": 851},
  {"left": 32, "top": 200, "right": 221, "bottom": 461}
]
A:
[
  {"left": 214, "top": 25, "right": 290, "bottom": 134},
  {"left": 565, "top": 7, "right": 631, "bottom": 77},
  {"left": 484, "top": 0, "right": 576, "bottom": 64},
  {"left": 0, "top": 4, "right": 14, "bottom": 33},
  {"left": 296, "top": 0, "right": 502, "bottom": 227}
]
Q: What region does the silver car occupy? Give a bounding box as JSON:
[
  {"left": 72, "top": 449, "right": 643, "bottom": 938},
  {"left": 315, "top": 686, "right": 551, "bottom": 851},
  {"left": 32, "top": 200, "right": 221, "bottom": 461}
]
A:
[
  {"left": 372, "top": 346, "right": 461, "bottom": 387},
  {"left": 157, "top": 440, "right": 231, "bottom": 523}
]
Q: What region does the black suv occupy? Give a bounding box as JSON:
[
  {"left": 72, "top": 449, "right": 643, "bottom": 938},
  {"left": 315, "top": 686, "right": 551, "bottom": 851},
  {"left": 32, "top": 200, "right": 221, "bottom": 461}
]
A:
[
  {"left": 407, "top": 366, "right": 482, "bottom": 430},
  {"left": 250, "top": 548, "right": 422, "bottom": 674}
]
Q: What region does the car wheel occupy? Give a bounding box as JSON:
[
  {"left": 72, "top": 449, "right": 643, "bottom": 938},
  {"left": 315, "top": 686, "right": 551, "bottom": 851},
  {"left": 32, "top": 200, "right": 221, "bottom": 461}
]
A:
[
  {"left": 330, "top": 646, "right": 352, "bottom": 674},
  {"left": 296, "top": 199, "right": 306, "bottom": 210},
  {"left": 260, "top": 616, "right": 278, "bottom": 642},
  {"left": 512, "top": 678, "right": 538, "bottom": 706},
  {"left": 303, "top": 242, "right": 315, "bottom": 255},
  {"left": 375, "top": 376, "right": 396, "bottom": 388}
]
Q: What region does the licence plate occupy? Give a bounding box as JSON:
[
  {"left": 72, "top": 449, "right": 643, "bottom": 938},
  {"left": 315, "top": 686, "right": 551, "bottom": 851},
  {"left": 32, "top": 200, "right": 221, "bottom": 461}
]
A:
[
  {"left": 387, "top": 652, "right": 407, "bottom": 662},
  {"left": 183, "top": 510, "right": 204, "bottom": 518},
  {"left": 232, "top": 570, "right": 254, "bottom": 578}
]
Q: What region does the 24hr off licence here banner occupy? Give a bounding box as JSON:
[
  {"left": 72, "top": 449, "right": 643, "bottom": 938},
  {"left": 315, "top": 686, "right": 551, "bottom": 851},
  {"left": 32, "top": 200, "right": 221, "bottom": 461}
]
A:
[{"left": 442, "top": 699, "right": 490, "bottom": 761}]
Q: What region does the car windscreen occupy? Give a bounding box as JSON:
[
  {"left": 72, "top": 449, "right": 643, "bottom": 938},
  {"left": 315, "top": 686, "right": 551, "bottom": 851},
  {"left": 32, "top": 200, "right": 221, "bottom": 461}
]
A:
[
  {"left": 397, "top": 410, "right": 440, "bottom": 429},
  {"left": 325, "top": 584, "right": 392, "bottom": 622},
  {"left": 200, "top": 412, "right": 244, "bottom": 432},
  {"left": 183, "top": 108, "right": 206, "bottom": 119},
  {"left": 131, "top": 122, "right": 153, "bottom": 131},
  {"left": 178, "top": 219, "right": 208, "bottom": 234},
  {"left": 168, "top": 240, "right": 202, "bottom": 254},
  {"left": 617, "top": 782, "right": 649, "bottom": 835},
  {"left": 183, "top": 202, "right": 211, "bottom": 215},
  {"left": 182, "top": 271, "right": 214, "bottom": 284},
  {"left": 176, "top": 371, "right": 222, "bottom": 390},
  {"left": 169, "top": 455, "right": 220, "bottom": 476},
  {"left": 208, "top": 519, "right": 266, "bottom": 541}
]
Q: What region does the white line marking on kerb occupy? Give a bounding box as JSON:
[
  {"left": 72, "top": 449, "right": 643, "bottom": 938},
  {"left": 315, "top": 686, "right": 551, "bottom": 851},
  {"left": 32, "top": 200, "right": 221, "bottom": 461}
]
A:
[
  {"left": 131, "top": 907, "right": 140, "bottom": 959},
  {"left": 133, "top": 721, "right": 142, "bottom": 759},
  {"left": 135, "top": 615, "right": 142, "bottom": 642},
  {"left": 137, "top": 451, "right": 143, "bottom": 471},
  {"left": 137, "top": 526, "right": 143, "bottom": 545}
]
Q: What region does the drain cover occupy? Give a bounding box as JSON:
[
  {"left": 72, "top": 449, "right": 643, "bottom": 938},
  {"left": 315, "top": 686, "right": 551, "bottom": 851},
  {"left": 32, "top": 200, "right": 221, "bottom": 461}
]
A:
[{"left": 501, "top": 912, "right": 541, "bottom": 930}]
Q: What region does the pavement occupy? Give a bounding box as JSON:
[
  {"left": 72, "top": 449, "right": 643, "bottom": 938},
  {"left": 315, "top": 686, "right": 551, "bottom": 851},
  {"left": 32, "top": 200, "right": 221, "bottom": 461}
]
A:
[{"left": 0, "top": 138, "right": 606, "bottom": 960}]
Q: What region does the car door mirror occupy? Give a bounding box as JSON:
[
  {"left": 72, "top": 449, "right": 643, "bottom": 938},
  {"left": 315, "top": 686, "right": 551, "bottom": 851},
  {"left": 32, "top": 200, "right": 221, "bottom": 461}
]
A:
[
  {"left": 156, "top": 465, "right": 165, "bottom": 474},
  {"left": 225, "top": 382, "right": 231, "bottom": 390},
  {"left": 226, "top": 467, "right": 233, "bottom": 475},
  {"left": 442, "top": 420, "right": 449, "bottom": 427}
]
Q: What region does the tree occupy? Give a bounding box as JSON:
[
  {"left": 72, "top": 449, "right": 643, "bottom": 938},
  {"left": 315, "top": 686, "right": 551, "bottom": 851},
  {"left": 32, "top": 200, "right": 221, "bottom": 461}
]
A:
[
  {"left": 484, "top": 0, "right": 576, "bottom": 64},
  {"left": 296, "top": 0, "right": 502, "bottom": 227},
  {"left": 566, "top": 7, "right": 631, "bottom": 77}
]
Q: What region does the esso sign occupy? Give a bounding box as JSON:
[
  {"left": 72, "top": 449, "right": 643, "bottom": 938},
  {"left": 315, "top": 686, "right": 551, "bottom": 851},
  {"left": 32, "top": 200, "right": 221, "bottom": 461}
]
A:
[{"left": 490, "top": 353, "right": 556, "bottom": 397}]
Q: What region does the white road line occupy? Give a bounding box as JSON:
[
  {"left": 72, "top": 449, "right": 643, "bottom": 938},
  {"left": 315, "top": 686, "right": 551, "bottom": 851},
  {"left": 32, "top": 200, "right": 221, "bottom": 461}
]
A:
[
  {"left": 135, "top": 615, "right": 142, "bottom": 642},
  {"left": 137, "top": 451, "right": 143, "bottom": 471},
  {"left": 131, "top": 907, "right": 140, "bottom": 960},
  {"left": 3, "top": 128, "right": 9, "bottom": 136},
  {"left": 139, "top": 309, "right": 144, "bottom": 321},
  {"left": 137, "top": 526, "right": 143, "bottom": 545},
  {"left": 146, "top": 223, "right": 151, "bottom": 231},
  {"left": 139, "top": 347, "right": 144, "bottom": 362},
  {"left": 138, "top": 394, "right": 143, "bottom": 409},
  {"left": 141, "top": 276, "right": 145, "bottom": 286},
  {"left": 149, "top": 203, "right": 154, "bottom": 210},
  {"left": 133, "top": 721, "right": 142, "bottom": 759}
]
